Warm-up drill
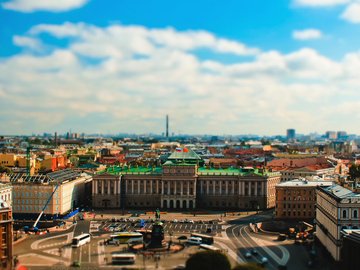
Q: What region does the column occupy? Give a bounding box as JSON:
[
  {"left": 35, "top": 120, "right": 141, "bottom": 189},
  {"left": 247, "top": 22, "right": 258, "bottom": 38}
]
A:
[
  {"left": 213, "top": 182, "right": 215, "bottom": 195},
  {"left": 168, "top": 182, "right": 170, "bottom": 195},
  {"left": 232, "top": 181, "right": 235, "bottom": 195},
  {"left": 156, "top": 180, "right": 159, "bottom": 194},
  {"left": 107, "top": 180, "right": 110, "bottom": 194},
  {"left": 181, "top": 181, "right": 183, "bottom": 195},
  {"left": 131, "top": 180, "right": 134, "bottom": 194},
  {"left": 242, "top": 181, "right": 245, "bottom": 195},
  {"left": 118, "top": 179, "right": 121, "bottom": 194},
  {"left": 193, "top": 200, "right": 196, "bottom": 209},
  {"left": 114, "top": 180, "right": 117, "bottom": 195},
  {"left": 101, "top": 180, "right": 104, "bottom": 195},
  {"left": 92, "top": 180, "right": 95, "bottom": 195},
  {"left": 261, "top": 182, "right": 265, "bottom": 196},
  {"left": 138, "top": 180, "right": 140, "bottom": 194},
  {"left": 150, "top": 180, "right": 153, "bottom": 194},
  {"left": 174, "top": 181, "right": 177, "bottom": 195},
  {"left": 187, "top": 181, "right": 190, "bottom": 195},
  {"left": 200, "top": 181, "right": 203, "bottom": 195},
  {"left": 254, "top": 182, "right": 258, "bottom": 196},
  {"left": 144, "top": 180, "right": 147, "bottom": 194},
  {"left": 225, "top": 181, "right": 228, "bottom": 195},
  {"left": 219, "top": 181, "right": 222, "bottom": 195},
  {"left": 248, "top": 182, "right": 251, "bottom": 196},
  {"left": 161, "top": 181, "right": 164, "bottom": 195},
  {"left": 206, "top": 181, "right": 209, "bottom": 195},
  {"left": 161, "top": 199, "right": 163, "bottom": 208}
]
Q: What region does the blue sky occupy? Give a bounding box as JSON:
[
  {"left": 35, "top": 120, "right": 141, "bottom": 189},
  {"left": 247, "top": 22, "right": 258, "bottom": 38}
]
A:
[{"left": 1, "top": 0, "right": 360, "bottom": 135}]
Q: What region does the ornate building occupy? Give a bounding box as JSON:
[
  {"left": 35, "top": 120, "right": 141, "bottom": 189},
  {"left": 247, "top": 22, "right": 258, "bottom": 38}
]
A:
[{"left": 92, "top": 150, "right": 281, "bottom": 210}]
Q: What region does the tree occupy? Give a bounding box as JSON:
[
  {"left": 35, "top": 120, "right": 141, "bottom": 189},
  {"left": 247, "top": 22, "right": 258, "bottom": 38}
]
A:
[
  {"left": 348, "top": 163, "right": 360, "bottom": 181},
  {"left": 232, "top": 263, "right": 263, "bottom": 270},
  {"left": 185, "top": 251, "right": 231, "bottom": 270}
]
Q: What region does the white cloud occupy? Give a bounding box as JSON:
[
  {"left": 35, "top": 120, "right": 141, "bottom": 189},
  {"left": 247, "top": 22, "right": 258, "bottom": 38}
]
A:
[
  {"left": 1, "top": 0, "right": 88, "bottom": 13},
  {"left": 13, "top": 35, "right": 43, "bottom": 50},
  {"left": 294, "top": 0, "right": 350, "bottom": 7},
  {"left": 341, "top": 3, "right": 360, "bottom": 23},
  {"left": 292, "top": 29, "right": 323, "bottom": 40},
  {"left": 2, "top": 23, "right": 360, "bottom": 135},
  {"left": 293, "top": 0, "right": 360, "bottom": 24}
]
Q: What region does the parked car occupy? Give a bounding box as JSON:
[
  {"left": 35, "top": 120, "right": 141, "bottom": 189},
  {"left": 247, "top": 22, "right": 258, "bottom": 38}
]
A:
[
  {"left": 245, "top": 251, "right": 252, "bottom": 258},
  {"left": 251, "top": 249, "right": 258, "bottom": 255},
  {"left": 187, "top": 237, "right": 202, "bottom": 245},
  {"left": 260, "top": 257, "right": 268, "bottom": 265}
]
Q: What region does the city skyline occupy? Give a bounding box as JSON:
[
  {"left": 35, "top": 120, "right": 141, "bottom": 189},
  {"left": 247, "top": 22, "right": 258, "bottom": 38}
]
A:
[{"left": 1, "top": 0, "right": 360, "bottom": 135}]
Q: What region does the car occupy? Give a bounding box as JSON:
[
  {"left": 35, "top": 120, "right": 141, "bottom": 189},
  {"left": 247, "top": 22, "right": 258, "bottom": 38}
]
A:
[
  {"left": 260, "top": 257, "right": 268, "bottom": 265},
  {"left": 187, "top": 237, "right": 202, "bottom": 245},
  {"left": 244, "top": 252, "right": 252, "bottom": 258},
  {"left": 251, "top": 249, "right": 258, "bottom": 255}
]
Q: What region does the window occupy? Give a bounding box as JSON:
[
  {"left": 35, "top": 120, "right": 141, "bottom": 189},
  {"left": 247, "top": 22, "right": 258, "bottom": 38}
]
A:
[
  {"left": 343, "top": 210, "right": 347, "bottom": 219},
  {"left": 353, "top": 210, "right": 358, "bottom": 219}
]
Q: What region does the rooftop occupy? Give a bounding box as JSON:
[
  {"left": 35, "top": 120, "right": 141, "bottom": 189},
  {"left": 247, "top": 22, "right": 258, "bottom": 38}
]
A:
[
  {"left": 167, "top": 148, "right": 201, "bottom": 161},
  {"left": 277, "top": 179, "right": 333, "bottom": 187},
  {"left": 8, "top": 169, "right": 82, "bottom": 184},
  {"left": 320, "top": 184, "right": 360, "bottom": 199}
]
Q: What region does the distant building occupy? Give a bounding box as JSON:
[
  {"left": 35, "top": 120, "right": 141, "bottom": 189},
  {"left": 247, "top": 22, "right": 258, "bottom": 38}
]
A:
[
  {"left": 286, "top": 129, "right": 295, "bottom": 141},
  {"left": 316, "top": 184, "right": 360, "bottom": 261},
  {"left": 337, "top": 131, "right": 347, "bottom": 140},
  {"left": 325, "top": 131, "right": 337, "bottom": 140},
  {"left": 0, "top": 198, "right": 12, "bottom": 270},
  {"left": 280, "top": 164, "right": 334, "bottom": 182},
  {"left": 275, "top": 179, "right": 333, "bottom": 219}
]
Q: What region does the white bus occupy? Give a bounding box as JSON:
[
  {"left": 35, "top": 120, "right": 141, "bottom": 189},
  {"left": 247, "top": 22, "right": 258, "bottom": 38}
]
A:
[
  {"left": 200, "top": 244, "right": 221, "bottom": 251},
  {"left": 72, "top": 233, "right": 91, "bottom": 247},
  {"left": 112, "top": 253, "right": 136, "bottom": 265},
  {"left": 107, "top": 232, "right": 143, "bottom": 245}
]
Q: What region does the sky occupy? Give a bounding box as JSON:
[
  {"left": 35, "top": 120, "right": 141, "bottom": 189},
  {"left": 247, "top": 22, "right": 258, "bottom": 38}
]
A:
[{"left": 1, "top": 0, "right": 360, "bottom": 136}]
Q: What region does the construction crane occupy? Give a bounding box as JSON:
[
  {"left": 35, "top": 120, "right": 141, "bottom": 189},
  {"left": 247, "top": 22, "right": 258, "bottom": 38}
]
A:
[
  {"left": 32, "top": 182, "right": 60, "bottom": 231},
  {"left": 26, "top": 145, "right": 32, "bottom": 176}
]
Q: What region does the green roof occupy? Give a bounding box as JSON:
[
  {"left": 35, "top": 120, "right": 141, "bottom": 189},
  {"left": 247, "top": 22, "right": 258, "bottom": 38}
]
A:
[
  {"left": 98, "top": 166, "right": 163, "bottom": 175},
  {"left": 167, "top": 149, "right": 201, "bottom": 161}
]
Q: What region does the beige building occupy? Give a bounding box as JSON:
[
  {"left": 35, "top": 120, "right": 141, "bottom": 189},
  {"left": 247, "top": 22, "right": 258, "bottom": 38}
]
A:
[
  {"left": 275, "top": 179, "right": 333, "bottom": 219},
  {"left": 280, "top": 165, "right": 334, "bottom": 182},
  {"left": 8, "top": 169, "right": 92, "bottom": 218},
  {"left": 0, "top": 183, "right": 12, "bottom": 208},
  {"left": 316, "top": 184, "right": 360, "bottom": 261},
  {"left": 92, "top": 164, "right": 281, "bottom": 210}
]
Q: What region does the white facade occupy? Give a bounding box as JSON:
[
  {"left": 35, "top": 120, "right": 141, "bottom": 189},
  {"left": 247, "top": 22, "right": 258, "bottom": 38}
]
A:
[
  {"left": 0, "top": 183, "right": 12, "bottom": 207},
  {"left": 316, "top": 184, "right": 360, "bottom": 261}
]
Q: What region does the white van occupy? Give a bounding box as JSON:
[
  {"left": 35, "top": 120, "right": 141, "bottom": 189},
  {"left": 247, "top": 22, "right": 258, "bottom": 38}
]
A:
[{"left": 187, "top": 237, "right": 202, "bottom": 245}]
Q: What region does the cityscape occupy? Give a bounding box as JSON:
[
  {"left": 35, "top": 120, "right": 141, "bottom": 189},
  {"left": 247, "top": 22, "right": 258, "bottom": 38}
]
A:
[{"left": 1, "top": 0, "right": 360, "bottom": 270}]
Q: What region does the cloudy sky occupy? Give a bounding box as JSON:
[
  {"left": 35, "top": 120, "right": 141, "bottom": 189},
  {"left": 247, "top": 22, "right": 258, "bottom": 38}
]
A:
[{"left": 1, "top": 0, "right": 360, "bottom": 136}]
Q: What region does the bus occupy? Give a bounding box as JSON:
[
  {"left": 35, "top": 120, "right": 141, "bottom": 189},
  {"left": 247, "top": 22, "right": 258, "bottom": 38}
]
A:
[
  {"left": 200, "top": 244, "right": 221, "bottom": 251},
  {"left": 111, "top": 253, "right": 136, "bottom": 265},
  {"left": 107, "top": 232, "right": 143, "bottom": 245},
  {"left": 72, "top": 233, "right": 91, "bottom": 247},
  {"left": 190, "top": 233, "right": 214, "bottom": 245}
]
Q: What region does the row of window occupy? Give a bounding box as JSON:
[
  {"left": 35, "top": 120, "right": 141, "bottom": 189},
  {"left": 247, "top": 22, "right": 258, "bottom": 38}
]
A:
[
  {"left": 342, "top": 209, "right": 358, "bottom": 219},
  {"left": 13, "top": 199, "right": 59, "bottom": 205},
  {"left": 278, "top": 203, "right": 313, "bottom": 209},
  {"left": 12, "top": 205, "right": 59, "bottom": 211},
  {"left": 14, "top": 191, "right": 54, "bottom": 198}
]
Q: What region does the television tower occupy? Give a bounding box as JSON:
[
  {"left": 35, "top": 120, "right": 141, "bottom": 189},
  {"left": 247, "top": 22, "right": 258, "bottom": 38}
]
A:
[{"left": 166, "top": 115, "right": 169, "bottom": 138}]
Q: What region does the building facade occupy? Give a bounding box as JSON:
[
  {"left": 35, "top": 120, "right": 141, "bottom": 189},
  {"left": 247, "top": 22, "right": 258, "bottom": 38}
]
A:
[
  {"left": 0, "top": 183, "right": 12, "bottom": 207},
  {"left": 316, "top": 184, "right": 360, "bottom": 261},
  {"left": 4, "top": 169, "right": 92, "bottom": 218},
  {"left": 275, "top": 179, "right": 333, "bottom": 219},
  {"left": 92, "top": 164, "right": 281, "bottom": 210},
  {"left": 280, "top": 166, "right": 334, "bottom": 182},
  {"left": 0, "top": 198, "right": 12, "bottom": 270}
]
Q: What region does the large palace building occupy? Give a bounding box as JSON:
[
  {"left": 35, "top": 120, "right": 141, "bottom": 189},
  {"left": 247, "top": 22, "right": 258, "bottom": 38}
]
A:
[{"left": 92, "top": 150, "right": 281, "bottom": 210}]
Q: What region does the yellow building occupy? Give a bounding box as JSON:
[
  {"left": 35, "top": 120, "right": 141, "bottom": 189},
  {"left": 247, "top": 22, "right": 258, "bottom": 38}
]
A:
[{"left": 0, "top": 154, "right": 16, "bottom": 167}]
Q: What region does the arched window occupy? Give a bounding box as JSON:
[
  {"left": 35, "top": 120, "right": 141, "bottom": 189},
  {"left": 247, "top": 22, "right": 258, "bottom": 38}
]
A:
[
  {"left": 343, "top": 210, "right": 347, "bottom": 219},
  {"left": 354, "top": 210, "right": 358, "bottom": 219}
]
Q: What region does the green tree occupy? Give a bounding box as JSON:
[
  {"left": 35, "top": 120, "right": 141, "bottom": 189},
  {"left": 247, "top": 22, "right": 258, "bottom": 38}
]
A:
[
  {"left": 349, "top": 163, "right": 360, "bottom": 180},
  {"left": 185, "top": 251, "right": 231, "bottom": 270},
  {"left": 232, "top": 263, "right": 263, "bottom": 270}
]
